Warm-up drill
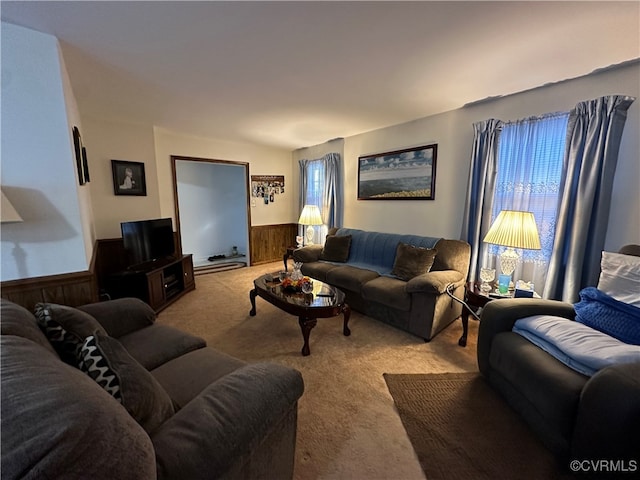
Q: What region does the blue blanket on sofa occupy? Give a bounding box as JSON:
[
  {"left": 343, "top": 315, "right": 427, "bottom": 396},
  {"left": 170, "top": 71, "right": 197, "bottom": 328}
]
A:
[
  {"left": 574, "top": 287, "right": 640, "bottom": 345},
  {"left": 334, "top": 228, "right": 439, "bottom": 276}
]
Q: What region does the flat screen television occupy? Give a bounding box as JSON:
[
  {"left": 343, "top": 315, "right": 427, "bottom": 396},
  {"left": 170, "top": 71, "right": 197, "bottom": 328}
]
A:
[{"left": 121, "top": 218, "right": 176, "bottom": 269}]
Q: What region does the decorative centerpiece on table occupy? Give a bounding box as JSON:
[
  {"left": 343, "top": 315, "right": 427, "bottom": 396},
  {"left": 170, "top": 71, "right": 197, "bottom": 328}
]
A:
[{"left": 281, "top": 275, "right": 313, "bottom": 293}]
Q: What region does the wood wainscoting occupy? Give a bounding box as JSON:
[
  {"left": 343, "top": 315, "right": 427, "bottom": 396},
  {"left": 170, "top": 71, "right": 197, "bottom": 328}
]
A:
[
  {"left": 250, "top": 223, "right": 298, "bottom": 265},
  {"left": 0, "top": 235, "right": 184, "bottom": 312},
  {"left": 1, "top": 225, "right": 296, "bottom": 311},
  {"left": 1, "top": 268, "right": 98, "bottom": 313}
]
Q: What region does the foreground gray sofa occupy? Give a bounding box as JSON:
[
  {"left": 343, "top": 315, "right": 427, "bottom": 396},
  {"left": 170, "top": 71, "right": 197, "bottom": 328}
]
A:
[
  {"left": 478, "top": 245, "right": 640, "bottom": 464},
  {"left": 293, "top": 227, "right": 470, "bottom": 341},
  {"left": 1, "top": 297, "right": 304, "bottom": 480}
]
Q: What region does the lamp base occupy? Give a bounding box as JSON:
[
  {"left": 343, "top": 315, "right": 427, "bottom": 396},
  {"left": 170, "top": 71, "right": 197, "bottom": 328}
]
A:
[
  {"left": 305, "top": 225, "right": 315, "bottom": 245},
  {"left": 499, "top": 247, "right": 519, "bottom": 276}
]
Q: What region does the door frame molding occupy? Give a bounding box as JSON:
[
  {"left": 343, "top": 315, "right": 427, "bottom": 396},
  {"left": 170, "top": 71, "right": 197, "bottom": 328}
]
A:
[{"left": 170, "top": 155, "right": 252, "bottom": 265}]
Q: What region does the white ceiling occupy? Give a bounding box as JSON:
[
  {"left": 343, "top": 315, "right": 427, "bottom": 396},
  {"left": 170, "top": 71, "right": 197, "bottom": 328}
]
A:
[{"left": 2, "top": 1, "right": 639, "bottom": 151}]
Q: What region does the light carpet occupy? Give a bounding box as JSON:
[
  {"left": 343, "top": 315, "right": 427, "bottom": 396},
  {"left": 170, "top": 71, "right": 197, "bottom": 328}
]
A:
[{"left": 159, "top": 262, "right": 479, "bottom": 480}]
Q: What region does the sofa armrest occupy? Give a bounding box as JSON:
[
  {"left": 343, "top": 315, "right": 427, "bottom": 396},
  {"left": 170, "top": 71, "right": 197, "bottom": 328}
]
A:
[
  {"left": 292, "top": 245, "right": 323, "bottom": 263},
  {"left": 572, "top": 362, "right": 640, "bottom": 461},
  {"left": 405, "top": 270, "right": 464, "bottom": 294},
  {"left": 151, "top": 363, "right": 304, "bottom": 480},
  {"left": 477, "top": 299, "right": 576, "bottom": 375},
  {"left": 78, "top": 298, "right": 156, "bottom": 338}
]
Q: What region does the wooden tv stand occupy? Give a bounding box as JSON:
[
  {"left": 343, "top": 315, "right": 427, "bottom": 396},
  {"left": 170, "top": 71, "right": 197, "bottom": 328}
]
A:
[{"left": 108, "top": 255, "right": 195, "bottom": 312}]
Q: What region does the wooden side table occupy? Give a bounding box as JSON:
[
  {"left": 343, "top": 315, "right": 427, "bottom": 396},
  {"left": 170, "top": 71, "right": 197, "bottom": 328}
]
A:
[
  {"left": 459, "top": 281, "right": 492, "bottom": 347},
  {"left": 458, "top": 281, "right": 539, "bottom": 346},
  {"left": 283, "top": 246, "right": 296, "bottom": 272}
]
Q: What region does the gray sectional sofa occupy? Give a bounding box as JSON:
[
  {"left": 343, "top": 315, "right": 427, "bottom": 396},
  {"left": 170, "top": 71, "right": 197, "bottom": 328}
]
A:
[
  {"left": 293, "top": 227, "right": 471, "bottom": 341},
  {"left": 1, "top": 297, "right": 304, "bottom": 480}
]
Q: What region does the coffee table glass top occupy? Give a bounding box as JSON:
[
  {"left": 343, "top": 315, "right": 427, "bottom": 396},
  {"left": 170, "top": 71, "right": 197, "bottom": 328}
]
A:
[{"left": 253, "top": 273, "right": 345, "bottom": 308}]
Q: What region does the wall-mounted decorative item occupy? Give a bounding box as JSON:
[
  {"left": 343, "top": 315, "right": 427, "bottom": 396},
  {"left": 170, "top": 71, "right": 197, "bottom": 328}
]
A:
[
  {"left": 72, "top": 126, "right": 90, "bottom": 185},
  {"left": 251, "top": 175, "right": 284, "bottom": 205},
  {"left": 82, "top": 147, "right": 90, "bottom": 182},
  {"left": 112, "top": 160, "right": 147, "bottom": 196},
  {"left": 358, "top": 144, "right": 437, "bottom": 200}
]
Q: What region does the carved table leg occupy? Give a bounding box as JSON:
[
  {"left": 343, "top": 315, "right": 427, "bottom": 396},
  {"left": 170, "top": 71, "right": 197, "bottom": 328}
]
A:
[
  {"left": 249, "top": 288, "right": 257, "bottom": 316},
  {"left": 342, "top": 304, "right": 351, "bottom": 336},
  {"left": 298, "top": 317, "right": 317, "bottom": 356}
]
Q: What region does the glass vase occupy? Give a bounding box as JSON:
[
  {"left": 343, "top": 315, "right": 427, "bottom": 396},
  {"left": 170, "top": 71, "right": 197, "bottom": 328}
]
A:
[
  {"left": 479, "top": 267, "right": 495, "bottom": 293},
  {"left": 291, "top": 262, "right": 303, "bottom": 281}
]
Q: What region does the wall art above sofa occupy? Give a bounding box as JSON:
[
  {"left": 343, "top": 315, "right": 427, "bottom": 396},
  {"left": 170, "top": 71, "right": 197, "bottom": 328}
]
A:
[{"left": 357, "top": 144, "right": 437, "bottom": 200}]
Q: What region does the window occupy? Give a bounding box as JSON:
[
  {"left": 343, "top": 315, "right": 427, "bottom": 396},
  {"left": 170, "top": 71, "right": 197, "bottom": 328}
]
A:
[
  {"left": 300, "top": 159, "right": 328, "bottom": 244},
  {"left": 489, "top": 112, "right": 570, "bottom": 287},
  {"left": 298, "top": 152, "right": 341, "bottom": 244},
  {"left": 304, "top": 160, "right": 324, "bottom": 209}
]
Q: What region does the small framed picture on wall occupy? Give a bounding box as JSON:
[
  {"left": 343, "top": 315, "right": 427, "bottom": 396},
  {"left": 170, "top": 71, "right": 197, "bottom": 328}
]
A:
[{"left": 112, "top": 160, "right": 147, "bottom": 196}]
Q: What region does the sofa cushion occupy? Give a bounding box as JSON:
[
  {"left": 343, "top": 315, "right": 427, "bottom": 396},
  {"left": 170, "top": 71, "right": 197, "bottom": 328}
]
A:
[
  {"left": 390, "top": 242, "right": 437, "bottom": 281},
  {"left": 300, "top": 261, "right": 340, "bottom": 282},
  {"left": 574, "top": 287, "right": 640, "bottom": 345},
  {"left": 431, "top": 238, "right": 471, "bottom": 275},
  {"left": 34, "top": 302, "right": 107, "bottom": 366},
  {"left": 326, "top": 265, "right": 379, "bottom": 292},
  {"left": 0, "top": 299, "right": 57, "bottom": 356},
  {"left": 319, "top": 234, "right": 352, "bottom": 262},
  {"left": 361, "top": 276, "right": 411, "bottom": 311},
  {"left": 1, "top": 336, "right": 156, "bottom": 480},
  {"left": 151, "top": 347, "right": 246, "bottom": 409},
  {"left": 118, "top": 324, "right": 206, "bottom": 370},
  {"left": 597, "top": 251, "right": 640, "bottom": 307},
  {"left": 152, "top": 363, "right": 304, "bottom": 480},
  {"left": 79, "top": 333, "right": 175, "bottom": 433},
  {"left": 78, "top": 298, "right": 156, "bottom": 338}
]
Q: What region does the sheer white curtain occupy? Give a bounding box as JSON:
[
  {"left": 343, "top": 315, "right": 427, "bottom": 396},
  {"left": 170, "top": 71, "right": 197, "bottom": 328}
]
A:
[{"left": 484, "top": 112, "right": 569, "bottom": 290}]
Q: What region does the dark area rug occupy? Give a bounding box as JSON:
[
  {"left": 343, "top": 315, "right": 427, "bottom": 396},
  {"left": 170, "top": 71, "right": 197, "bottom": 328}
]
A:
[{"left": 383, "top": 372, "right": 573, "bottom": 480}]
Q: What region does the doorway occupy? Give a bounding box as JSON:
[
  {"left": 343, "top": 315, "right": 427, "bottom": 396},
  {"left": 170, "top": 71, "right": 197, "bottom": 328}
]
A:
[{"left": 171, "top": 156, "right": 251, "bottom": 270}]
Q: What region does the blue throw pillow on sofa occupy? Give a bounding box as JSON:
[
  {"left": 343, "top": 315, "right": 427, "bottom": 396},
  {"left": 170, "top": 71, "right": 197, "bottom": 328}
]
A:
[{"left": 574, "top": 287, "right": 640, "bottom": 345}]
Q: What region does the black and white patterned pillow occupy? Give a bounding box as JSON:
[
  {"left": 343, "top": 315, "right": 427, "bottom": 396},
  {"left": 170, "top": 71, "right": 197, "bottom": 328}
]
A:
[
  {"left": 79, "top": 335, "right": 122, "bottom": 401},
  {"left": 78, "top": 333, "right": 174, "bottom": 432},
  {"left": 35, "top": 303, "right": 106, "bottom": 366}
]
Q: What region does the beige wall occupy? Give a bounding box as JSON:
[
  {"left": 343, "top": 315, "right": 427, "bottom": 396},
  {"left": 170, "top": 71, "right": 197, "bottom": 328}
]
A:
[
  {"left": 1, "top": 23, "right": 91, "bottom": 281},
  {"left": 83, "top": 117, "right": 160, "bottom": 239},
  {"left": 60, "top": 48, "right": 95, "bottom": 259},
  {"left": 81, "top": 121, "right": 294, "bottom": 240},
  {"left": 152, "top": 128, "right": 294, "bottom": 227},
  {"left": 340, "top": 62, "right": 639, "bottom": 250}
]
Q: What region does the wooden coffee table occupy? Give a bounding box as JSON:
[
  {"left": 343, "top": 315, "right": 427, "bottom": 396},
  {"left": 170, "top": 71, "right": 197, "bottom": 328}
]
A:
[{"left": 249, "top": 273, "right": 351, "bottom": 356}]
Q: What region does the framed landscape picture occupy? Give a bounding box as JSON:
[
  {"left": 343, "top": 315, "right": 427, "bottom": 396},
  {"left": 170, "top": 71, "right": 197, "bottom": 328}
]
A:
[
  {"left": 357, "top": 144, "right": 437, "bottom": 200},
  {"left": 112, "top": 160, "right": 147, "bottom": 196}
]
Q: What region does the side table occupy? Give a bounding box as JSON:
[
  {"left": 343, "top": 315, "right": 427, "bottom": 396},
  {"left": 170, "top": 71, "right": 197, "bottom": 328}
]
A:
[
  {"left": 283, "top": 246, "right": 297, "bottom": 272},
  {"left": 458, "top": 282, "right": 538, "bottom": 346},
  {"left": 459, "top": 281, "right": 492, "bottom": 347}
]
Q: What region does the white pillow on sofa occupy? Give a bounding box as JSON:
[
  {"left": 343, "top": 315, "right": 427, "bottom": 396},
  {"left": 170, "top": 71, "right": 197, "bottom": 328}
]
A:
[{"left": 597, "top": 251, "right": 640, "bottom": 307}]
